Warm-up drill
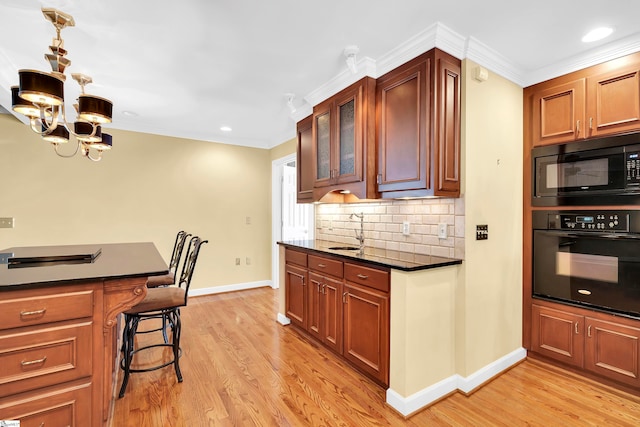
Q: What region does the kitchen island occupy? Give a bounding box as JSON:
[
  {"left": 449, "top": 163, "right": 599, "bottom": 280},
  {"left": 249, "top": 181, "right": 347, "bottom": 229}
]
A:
[
  {"left": 277, "top": 240, "right": 463, "bottom": 416},
  {"left": 0, "top": 242, "right": 168, "bottom": 426}
]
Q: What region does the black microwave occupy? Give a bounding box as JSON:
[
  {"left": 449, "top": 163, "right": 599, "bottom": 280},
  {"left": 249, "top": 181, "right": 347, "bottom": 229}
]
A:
[{"left": 532, "top": 133, "right": 640, "bottom": 206}]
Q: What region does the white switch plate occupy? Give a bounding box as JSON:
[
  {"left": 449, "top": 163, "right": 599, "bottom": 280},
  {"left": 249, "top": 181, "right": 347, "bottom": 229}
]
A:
[
  {"left": 402, "top": 221, "right": 410, "bottom": 236},
  {"left": 438, "top": 223, "right": 447, "bottom": 239},
  {"left": 0, "top": 217, "right": 14, "bottom": 228}
]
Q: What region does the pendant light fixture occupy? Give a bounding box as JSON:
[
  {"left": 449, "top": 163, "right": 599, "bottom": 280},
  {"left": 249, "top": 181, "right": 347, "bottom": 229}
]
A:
[{"left": 11, "top": 8, "right": 114, "bottom": 161}]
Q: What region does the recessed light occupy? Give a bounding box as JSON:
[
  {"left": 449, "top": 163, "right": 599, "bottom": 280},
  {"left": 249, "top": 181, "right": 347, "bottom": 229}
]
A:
[
  {"left": 220, "top": 126, "right": 232, "bottom": 132},
  {"left": 582, "top": 27, "right": 614, "bottom": 43}
]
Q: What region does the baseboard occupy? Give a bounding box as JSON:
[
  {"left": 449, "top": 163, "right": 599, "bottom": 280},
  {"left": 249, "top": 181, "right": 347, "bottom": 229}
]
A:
[
  {"left": 188, "top": 280, "right": 272, "bottom": 297},
  {"left": 386, "top": 347, "right": 527, "bottom": 417},
  {"left": 277, "top": 313, "right": 291, "bottom": 325},
  {"left": 386, "top": 376, "right": 458, "bottom": 417}
]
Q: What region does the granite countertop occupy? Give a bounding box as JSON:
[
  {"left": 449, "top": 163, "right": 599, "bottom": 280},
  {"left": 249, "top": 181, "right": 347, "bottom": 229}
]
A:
[
  {"left": 278, "top": 239, "right": 462, "bottom": 272},
  {"left": 0, "top": 242, "right": 168, "bottom": 289}
]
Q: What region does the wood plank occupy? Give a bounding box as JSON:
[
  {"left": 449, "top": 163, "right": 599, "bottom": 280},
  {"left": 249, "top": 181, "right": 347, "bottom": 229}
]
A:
[{"left": 112, "top": 287, "right": 640, "bottom": 426}]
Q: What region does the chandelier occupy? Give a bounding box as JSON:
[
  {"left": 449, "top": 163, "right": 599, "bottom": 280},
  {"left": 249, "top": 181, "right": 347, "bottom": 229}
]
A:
[{"left": 11, "top": 8, "right": 114, "bottom": 161}]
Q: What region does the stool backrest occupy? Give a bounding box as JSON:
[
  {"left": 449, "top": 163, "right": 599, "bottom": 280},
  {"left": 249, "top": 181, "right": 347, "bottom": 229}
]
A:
[
  {"left": 169, "top": 230, "right": 192, "bottom": 277},
  {"left": 177, "top": 236, "right": 208, "bottom": 305}
]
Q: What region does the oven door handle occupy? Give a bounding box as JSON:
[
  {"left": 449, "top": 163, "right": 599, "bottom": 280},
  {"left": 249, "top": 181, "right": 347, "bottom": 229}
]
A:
[{"left": 537, "top": 230, "right": 640, "bottom": 240}]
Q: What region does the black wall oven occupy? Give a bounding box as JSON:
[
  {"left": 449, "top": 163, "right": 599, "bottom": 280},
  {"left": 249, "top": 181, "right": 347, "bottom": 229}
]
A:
[
  {"left": 532, "top": 133, "right": 640, "bottom": 206},
  {"left": 533, "top": 210, "right": 640, "bottom": 318}
]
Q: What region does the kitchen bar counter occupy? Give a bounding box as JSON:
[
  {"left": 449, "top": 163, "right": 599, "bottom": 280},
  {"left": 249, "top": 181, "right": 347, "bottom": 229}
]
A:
[
  {"left": 0, "top": 242, "right": 168, "bottom": 289},
  {"left": 278, "top": 239, "right": 462, "bottom": 271},
  {"left": 0, "top": 242, "right": 168, "bottom": 426}
]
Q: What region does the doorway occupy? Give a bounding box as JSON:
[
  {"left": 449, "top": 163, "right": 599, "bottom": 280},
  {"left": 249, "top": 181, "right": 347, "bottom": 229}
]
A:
[{"left": 271, "top": 154, "right": 314, "bottom": 289}]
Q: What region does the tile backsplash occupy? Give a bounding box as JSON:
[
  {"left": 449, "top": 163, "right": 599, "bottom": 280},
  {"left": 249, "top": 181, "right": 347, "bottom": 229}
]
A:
[{"left": 315, "top": 197, "right": 465, "bottom": 259}]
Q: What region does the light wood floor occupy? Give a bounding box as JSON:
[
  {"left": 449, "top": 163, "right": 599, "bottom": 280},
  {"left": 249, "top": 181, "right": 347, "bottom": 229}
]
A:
[{"left": 112, "top": 287, "right": 640, "bottom": 426}]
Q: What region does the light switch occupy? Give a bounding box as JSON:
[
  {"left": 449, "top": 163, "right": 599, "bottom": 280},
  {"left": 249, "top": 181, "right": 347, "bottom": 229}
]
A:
[{"left": 0, "top": 217, "right": 14, "bottom": 228}]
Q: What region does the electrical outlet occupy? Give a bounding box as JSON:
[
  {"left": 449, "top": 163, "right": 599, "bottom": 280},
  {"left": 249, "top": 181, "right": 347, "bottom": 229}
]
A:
[
  {"left": 245, "top": 216, "right": 251, "bottom": 225},
  {"left": 402, "top": 221, "right": 410, "bottom": 236},
  {"left": 476, "top": 224, "right": 488, "bottom": 240},
  {"left": 438, "top": 223, "right": 447, "bottom": 239},
  {"left": 0, "top": 217, "right": 14, "bottom": 228},
  {"left": 235, "top": 258, "right": 241, "bottom": 265}
]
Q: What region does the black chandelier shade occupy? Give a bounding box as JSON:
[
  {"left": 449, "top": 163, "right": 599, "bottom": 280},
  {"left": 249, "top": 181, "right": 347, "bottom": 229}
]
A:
[
  {"left": 18, "top": 69, "right": 64, "bottom": 106},
  {"left": 78, "top": 95, "right": 113, "bottom": 124},
  {"left": 42, "top": 123, "right": 70, "bottom": 144}
]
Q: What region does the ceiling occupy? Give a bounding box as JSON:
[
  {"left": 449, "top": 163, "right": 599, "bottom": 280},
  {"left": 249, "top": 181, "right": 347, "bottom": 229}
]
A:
[{"left": 1, "top": 0, "right": 640, "bottom": 149}]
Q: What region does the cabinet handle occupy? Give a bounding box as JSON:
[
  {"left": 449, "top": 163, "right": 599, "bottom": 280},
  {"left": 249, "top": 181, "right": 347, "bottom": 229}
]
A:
[
  {"left": 576, "top": 120, "right": 580, "bottom": 135},
  {"left": 317, "top": 263, "right": 326, "bottom": 268},
  {"left": 575, "top": 322, "right": 579, "bottom": 334},
  {"left": 588, "top": 325, "right": 592, "bottom": 338},
  {"left": 356, "top": 274, "right": 368, "bottom": 280},
  {"left": 322, "top": 284, "right": 326, "bottom": 295},
  {"left": 20, "top": 308, "right": 47, "bottom": 317},
  {"left": 316, "top": 283, "right": 321, "bottom": 293},
  {"left": 342, "top": 291, "right": 348, "bottom": 303},
  {"left": 21, "top": 356, "right": 47, "bottom": 367},
  {"left": 377, "top": 174, "right": 382, "bottom": 184},
  {"left": 589, "top": 117, "right": 593, "bottom": 130}
]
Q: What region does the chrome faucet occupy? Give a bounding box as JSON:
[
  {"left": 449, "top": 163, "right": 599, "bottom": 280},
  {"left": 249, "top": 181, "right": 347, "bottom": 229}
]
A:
[{"left": 349, "top": 212, "right": 365, "bottom": 255}]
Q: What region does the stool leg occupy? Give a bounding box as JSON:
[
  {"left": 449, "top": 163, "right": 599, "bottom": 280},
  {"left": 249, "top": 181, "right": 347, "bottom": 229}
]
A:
[
  {"left": 119, "top": 315, "right": 140, "bottom": 398},
  {"left": 171, "top": 309, "right": 183, "bottom": 382}
]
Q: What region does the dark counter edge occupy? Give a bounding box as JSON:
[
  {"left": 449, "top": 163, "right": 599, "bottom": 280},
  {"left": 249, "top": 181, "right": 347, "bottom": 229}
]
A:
[{"left": 278, "top": 241, "right": 462, "bottom": 272}]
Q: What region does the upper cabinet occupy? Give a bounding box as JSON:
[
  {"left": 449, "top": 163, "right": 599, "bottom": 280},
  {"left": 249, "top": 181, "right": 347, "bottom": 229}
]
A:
[
  {"left": 529, "top": 56, "right": 640, "bottom": 147},
  {"left": 376, "top": 48, "right": 461, "bottom": 198},
  {"left": 295, "top": 48, "right": 461, "bottom": 202},
  {"left": 296, "top": 115, "right": 314, "bottom": 203},
  {"left": 311, "top": 77, "right": 377, "bottom": 201}
]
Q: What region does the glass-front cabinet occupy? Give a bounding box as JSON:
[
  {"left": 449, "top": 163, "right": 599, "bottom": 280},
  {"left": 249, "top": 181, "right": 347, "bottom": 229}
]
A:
[{"left": 312, "top": 79, "right": 367, "bottom": 189}]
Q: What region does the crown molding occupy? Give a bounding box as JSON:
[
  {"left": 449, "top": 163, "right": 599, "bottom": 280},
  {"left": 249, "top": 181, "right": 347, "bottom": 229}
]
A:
[
  {"left": 464, "top": 36, "right": 525, "bottom": 86},
  {"left": 522, "top": 33, "right": 640, "bottom": 87}
]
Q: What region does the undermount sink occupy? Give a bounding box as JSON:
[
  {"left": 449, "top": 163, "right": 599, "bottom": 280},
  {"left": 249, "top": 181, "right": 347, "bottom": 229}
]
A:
[{"left": 328, "top": 246, "right": 360, "bottom": 251}]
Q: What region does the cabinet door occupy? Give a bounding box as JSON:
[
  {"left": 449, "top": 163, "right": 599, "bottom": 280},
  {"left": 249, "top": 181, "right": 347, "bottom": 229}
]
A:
[
  {"left": 531, "top": 304, "right": 584, "bottom": 367},
  {"left": 586, "top": 65, "right": 640, "bottom": 138},
  {"left": 532, "top": 79, "right": 586, "bottom": 146},
  {"left": 285, "top": 264, "right": 307, "bottom": 329},
  {"left": 585, "top": 317, "right": 640, "bottom": 387},
  {"left": 297, "top": 115, "right": 314, "bottom": 203},
  {"left": 322, "top": 275, "right": 343, "bottom": 354},
  {"left": 377, "top": 55, "right": 430, "bottom": 193},
  {"left": 307, "top": 271, "right": 323, "bottom": 340},
  {"left": 313, "top": 101, "right": 332, "bottom": 188},
  {"left": 343, "top": 282, "right": 389, "bottom": 385},
  {"left": 434, "top": 53, "right": 461, "bottom": 196},
  {"left": 334, "top": 85, "right": 362, "bottom": 185}
]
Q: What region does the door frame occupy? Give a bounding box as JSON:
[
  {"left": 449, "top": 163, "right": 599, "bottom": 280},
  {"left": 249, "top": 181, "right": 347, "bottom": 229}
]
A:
[{"left": 271, "top": 153, "right": 315, "bottom": 289}]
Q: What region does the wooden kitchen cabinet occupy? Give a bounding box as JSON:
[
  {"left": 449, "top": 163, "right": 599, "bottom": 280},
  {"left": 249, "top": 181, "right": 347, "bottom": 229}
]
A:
[
  {"left": 296, "top": 115, "right": 314, "bottom": 203},
  {"left": 531, "top": 304, "right": 584, "bottom": 367},
  {"left": 308, "top": 76, "right": 377, "bottom": 201},
  {"left": 308, "top": 254, "right": 344, "bottom": 353},
  {"left": 285, "top": 249, "right": 308, "bottom": 330},
  {"left": 343, "top": 263, "right": 389, "bottom": 385},
  {"left": 529, "top": 58, "right": 640, "bottom": 147},
  {"left": 283, "top": 247, "right": 390, "bottom": 386},
  {"left": 531, "top": 302, "right": 640, "bottom": 388},
  {"left": 376, "top": 48, "right": 461, "bottom": 198}
]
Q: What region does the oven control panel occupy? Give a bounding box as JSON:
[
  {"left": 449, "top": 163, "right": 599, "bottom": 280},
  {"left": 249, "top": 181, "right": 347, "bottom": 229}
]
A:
[{"left": 549, "top": 212, "right": 629, "bottom": 231}]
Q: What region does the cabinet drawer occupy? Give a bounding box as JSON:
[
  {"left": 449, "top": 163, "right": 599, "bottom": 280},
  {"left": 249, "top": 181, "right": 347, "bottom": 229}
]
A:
[
  {"left": 0, "top": 322, "right": 93, "bottom": 398},
  {"left": 308, "top": 255, "right": 343, "bottom": 278},
  {"left": 285, "top": 249, "right": 307, "bottom": 267},
  {"left": 344, "top": 263, "right": 389, "bottom": 292},
  {"left": 0, "top": 381, "right": 92, "bottom": 427},
  {"left": 0, "top": 290, "right": 94, "bottom": 331}
]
